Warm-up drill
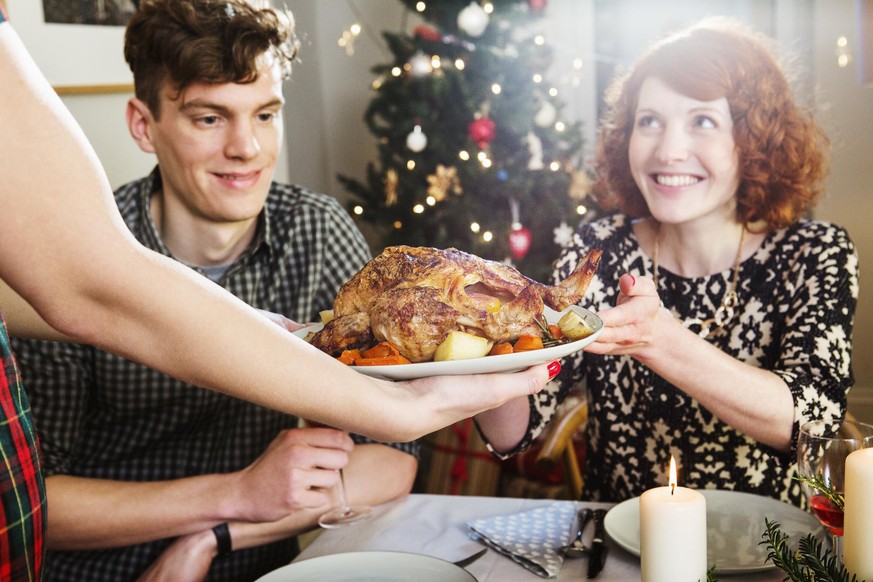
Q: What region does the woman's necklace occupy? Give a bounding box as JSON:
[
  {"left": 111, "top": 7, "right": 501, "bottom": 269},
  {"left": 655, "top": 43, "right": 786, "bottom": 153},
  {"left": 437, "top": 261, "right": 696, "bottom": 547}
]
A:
[{"left": 652, "top": 226, "right": 746, "bottom": 339}]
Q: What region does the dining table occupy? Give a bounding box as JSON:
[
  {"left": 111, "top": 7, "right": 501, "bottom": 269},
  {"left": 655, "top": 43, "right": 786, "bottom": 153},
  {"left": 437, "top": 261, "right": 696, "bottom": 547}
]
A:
[{"left": 292, "top": 493, "right": 796, "bottom": 581}]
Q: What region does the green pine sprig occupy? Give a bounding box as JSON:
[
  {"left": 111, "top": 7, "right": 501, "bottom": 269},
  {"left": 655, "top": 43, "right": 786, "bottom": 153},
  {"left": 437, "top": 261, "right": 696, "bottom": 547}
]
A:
[
  {"left": 706, "top": 564, "right": 719, "bottom": 582},
  {"left": 795, "top": 474, "right": 845, "bottom": 510},
  {"left": 760, "top": 518, "right": 860, "bottom": 582}
]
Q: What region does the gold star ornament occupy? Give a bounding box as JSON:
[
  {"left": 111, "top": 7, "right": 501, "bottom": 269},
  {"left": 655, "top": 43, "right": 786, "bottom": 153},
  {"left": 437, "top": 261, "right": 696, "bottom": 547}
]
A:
[{"left": 426, "top": 164, "right": 462, "bottom": 202}]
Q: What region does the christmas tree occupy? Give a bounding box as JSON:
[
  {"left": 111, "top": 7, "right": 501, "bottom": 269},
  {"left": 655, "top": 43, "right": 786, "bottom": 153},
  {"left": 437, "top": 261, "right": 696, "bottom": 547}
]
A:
[{"left": 338, "top": 0, "right": 592, "bottom": 282}]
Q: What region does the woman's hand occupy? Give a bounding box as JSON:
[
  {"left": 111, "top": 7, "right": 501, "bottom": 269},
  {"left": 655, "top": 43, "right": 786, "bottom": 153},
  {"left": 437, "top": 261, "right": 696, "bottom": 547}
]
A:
[
  {"left": 585, "top": 274, "right": 672, "bottom": 358},
  {"left": 338, "top": 362, "right": 553, "bottom": 444}
]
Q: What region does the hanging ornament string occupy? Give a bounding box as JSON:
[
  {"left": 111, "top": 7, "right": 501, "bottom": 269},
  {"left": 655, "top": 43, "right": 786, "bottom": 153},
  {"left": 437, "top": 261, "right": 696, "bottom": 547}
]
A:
[
  {"left": 653, "top": 225, "right": 746, "bottom": 339},
  {"left": 508, "top": 198, "right": 532, "bottom": 260}
]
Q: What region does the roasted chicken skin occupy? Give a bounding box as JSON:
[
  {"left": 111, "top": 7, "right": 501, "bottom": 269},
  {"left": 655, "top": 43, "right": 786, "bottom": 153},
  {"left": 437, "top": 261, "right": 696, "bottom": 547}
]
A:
[{"left": 309, "top": 245, "right": 602, "bottom": 362}]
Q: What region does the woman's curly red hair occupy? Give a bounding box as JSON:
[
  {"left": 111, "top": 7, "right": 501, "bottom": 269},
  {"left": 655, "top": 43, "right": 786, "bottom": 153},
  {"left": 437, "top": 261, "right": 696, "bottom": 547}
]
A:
[{"left": 593, "top": 17, "right": 830, "bottom": 230}]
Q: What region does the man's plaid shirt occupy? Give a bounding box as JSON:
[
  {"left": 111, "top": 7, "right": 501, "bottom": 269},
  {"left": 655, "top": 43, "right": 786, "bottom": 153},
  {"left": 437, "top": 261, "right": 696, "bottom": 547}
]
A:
[{"left": 12, "top": 169, "right": 418, "bottom": 581}]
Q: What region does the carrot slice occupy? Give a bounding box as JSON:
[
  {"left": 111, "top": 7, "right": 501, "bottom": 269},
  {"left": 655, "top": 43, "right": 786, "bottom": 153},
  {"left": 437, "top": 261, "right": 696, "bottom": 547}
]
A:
[
  {"left": 488, "top": 342, "right": 514, "bottom": 356},
  {"left": 513, "top": 334, "right": 544, "bottom": 352},
  {"left": 548, "top": 324, "right": 564, "bottom": 340},
  {"left": 354, "top": 354, "right": 411, "bottom": 366},
  {"left": 360, "top": 341, "right": 400, "bottom": 359},
  {"left": 337, "top": 349, "right": 361, "bottom": 365}
]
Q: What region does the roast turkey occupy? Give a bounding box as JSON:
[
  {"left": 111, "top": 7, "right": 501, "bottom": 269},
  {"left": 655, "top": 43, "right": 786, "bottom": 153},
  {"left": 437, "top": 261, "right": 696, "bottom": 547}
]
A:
[{"left": 309, "top": 245, "right": 602, "bottom": 363}]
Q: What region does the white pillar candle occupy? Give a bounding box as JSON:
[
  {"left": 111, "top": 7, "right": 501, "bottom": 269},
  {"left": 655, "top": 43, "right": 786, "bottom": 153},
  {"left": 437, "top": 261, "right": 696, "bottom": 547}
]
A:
[
  {"left": 844, "top": 447, "right": 873, "bottom": 579},
  {"left": 640, "top": 456, "right": 707, "bottom": 582}
]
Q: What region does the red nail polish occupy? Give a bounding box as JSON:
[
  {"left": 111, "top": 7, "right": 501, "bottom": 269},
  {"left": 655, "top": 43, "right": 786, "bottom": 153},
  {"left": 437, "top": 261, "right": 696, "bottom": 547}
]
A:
[
  {"left": 547, "top": 360, "right": 561, "bottom": 380},
  {"left": 629, "top": 274, "right": 636, "bottom": 286}
]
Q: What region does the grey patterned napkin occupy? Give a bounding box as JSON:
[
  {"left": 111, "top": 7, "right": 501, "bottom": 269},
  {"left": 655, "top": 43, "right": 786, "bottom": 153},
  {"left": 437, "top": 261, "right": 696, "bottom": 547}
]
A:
[{"left": 466, "top": 501, "right": 577, "bottom": 578}]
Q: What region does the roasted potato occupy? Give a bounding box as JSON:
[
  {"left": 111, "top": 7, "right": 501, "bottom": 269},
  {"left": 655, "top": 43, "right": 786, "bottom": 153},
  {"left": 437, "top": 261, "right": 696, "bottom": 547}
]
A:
[
  {"left": 557, "top": 310, "right": 596, "bottom": 341},
  {"left": 434, "top": 331, "right": 494, "bottom": 361}
]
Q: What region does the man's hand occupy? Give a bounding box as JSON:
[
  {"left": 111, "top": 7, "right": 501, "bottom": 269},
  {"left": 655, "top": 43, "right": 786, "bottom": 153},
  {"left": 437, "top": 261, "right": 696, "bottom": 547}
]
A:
[{"left": 229, "top": 427, "right": 354, "bottom": 523}]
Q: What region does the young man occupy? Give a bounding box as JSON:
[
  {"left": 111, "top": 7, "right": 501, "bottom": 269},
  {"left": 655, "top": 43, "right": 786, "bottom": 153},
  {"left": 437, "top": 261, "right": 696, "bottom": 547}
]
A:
[{"left": 12, "top": 2, "right": 417, "bottom": 580}]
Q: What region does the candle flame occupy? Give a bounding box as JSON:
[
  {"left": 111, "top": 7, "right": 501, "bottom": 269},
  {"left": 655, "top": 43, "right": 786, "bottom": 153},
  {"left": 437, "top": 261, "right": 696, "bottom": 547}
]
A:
[{"left": 669, "top": 455, "right": 677, "bottom": 495}]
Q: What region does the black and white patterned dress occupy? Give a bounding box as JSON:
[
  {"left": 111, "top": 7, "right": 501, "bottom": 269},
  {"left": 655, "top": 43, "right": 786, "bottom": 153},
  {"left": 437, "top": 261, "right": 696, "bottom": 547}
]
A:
[{"left": 488, "top": 214, "right": 858, "bottom": 507}]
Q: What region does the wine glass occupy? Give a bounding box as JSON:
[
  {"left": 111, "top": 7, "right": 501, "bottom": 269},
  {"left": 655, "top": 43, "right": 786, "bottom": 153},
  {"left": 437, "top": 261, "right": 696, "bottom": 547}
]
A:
[
  {"left": 796, "top": 419, "right": 873, "bottom": 560},
  {"left": 317, "top": 465, "right": 372, "bottom": 528},
  {"left": 304, "top": 419, "right": 372, "bottom": 528}
]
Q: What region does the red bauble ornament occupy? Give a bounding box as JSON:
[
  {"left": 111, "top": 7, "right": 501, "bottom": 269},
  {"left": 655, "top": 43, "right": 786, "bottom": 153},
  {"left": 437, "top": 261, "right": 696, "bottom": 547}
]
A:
[
  {"left": 509, "top": 224, "right": 533, "bottom": 260},
  {"left": 529, "top": 0, "right": 547, "bottom": 12},
  {"left": 468, "top": 117, "right": 496, "bottom": 148},
  {"left": 414, "top": 25, "right": 442, "bottom": 42}
]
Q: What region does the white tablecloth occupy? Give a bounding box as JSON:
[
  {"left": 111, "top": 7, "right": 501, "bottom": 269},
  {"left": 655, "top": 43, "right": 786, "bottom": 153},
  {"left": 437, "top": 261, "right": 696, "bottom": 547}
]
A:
[{"left": 294, "top": 493, "right": 788, "bottom": 581}]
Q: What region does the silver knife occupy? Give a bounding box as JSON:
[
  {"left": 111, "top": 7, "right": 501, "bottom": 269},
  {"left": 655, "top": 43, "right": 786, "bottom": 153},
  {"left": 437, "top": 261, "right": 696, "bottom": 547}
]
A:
[{"left": 587, "top": 509, "right": 608, "bottom": 578}]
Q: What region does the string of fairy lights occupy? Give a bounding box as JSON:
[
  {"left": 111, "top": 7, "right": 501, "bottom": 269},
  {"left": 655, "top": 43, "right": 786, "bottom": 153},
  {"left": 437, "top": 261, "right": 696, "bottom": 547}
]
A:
[{"left": 337, "top": 0, "right": 594, "bottom": 251}]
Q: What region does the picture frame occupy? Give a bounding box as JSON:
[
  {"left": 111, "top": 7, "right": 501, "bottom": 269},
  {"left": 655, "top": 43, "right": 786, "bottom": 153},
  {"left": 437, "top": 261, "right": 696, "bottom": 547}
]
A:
[{"left": 4, "top": 0, "right": 134, "bottom": 95}]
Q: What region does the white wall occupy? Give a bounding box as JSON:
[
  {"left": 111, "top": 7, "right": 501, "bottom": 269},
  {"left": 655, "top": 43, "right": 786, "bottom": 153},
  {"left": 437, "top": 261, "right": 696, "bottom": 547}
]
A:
[{"left": 59, "top": 92, "right": 154, "bottom": 189}]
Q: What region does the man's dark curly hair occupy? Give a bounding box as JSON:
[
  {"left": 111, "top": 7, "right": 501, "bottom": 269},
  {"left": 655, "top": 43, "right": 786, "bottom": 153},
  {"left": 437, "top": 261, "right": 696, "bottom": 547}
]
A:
[
  {"left": 593, "top": 17, "right": 830, "bottom": 230},
  {"left": 124, "top": 0, "right": 299, "bottom": 118}
]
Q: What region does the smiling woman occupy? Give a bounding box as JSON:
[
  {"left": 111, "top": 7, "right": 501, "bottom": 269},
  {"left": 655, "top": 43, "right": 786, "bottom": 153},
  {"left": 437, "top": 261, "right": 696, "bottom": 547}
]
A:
[
  {"left": 627, "top": 76, "right": 741, "bottom": 229},
  {"left": 475, "top": 15, "right": 859, "bottom": 511}
]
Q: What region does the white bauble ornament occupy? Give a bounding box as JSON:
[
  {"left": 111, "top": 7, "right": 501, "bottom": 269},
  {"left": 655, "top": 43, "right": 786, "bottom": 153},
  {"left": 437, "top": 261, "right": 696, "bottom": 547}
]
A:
[
  {"left": 526, "top": 132, "right": 544, "bottom": 170},
  {"left": 458, "top": 2, "right": 489, "bottom": 37},
  {"left": 408, "top": 51, "right": 433, "bottom": 78},
  {"left": 534, "top": 101, "right": 557, "bottom": 127},
  {"left": 406, "top": 125, "right": 428, "bottom": 152}
]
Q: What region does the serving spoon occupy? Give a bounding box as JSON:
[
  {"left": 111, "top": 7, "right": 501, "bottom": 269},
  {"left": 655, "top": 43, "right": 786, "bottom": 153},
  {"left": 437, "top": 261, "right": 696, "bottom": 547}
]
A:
[{"left": 560, "top": 507, "right": 594, "bottom": 558}]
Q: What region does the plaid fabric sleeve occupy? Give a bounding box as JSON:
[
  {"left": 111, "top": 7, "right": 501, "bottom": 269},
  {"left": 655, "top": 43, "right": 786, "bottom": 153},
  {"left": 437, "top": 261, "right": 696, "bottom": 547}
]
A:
[{"left": 0, "top": 317, "right": 45, "bottom": 582}]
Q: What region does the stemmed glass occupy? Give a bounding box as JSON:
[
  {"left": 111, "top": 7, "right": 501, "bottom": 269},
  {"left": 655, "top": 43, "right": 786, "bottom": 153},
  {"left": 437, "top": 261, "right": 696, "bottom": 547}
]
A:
[
  {"left": 317, "top": 465, "right": 372, "bottom": 528},
  {"left": 796, "top": 419, "right": 873, "bottom": 560},
  {"left": 305, "top": 420, "right": 372, "bottom": 528}
]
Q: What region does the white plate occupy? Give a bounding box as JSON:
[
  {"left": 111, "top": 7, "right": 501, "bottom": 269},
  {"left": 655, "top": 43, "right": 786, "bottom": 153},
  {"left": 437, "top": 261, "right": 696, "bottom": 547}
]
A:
[
  {"left": 295, "top": 305, "right": 603, "bottom": 380},
  {"left": 603, "top": 489, "right": 824, "bottom": 574},
  {"left": 255, "top": 551, "right": 477, "bottom": 582}
]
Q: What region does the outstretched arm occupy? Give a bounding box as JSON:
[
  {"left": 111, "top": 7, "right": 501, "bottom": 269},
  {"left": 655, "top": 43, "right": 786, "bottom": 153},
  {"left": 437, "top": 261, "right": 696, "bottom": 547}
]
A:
[{"left": 0, "top": 23, "right": 550, "bottom": 442}]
